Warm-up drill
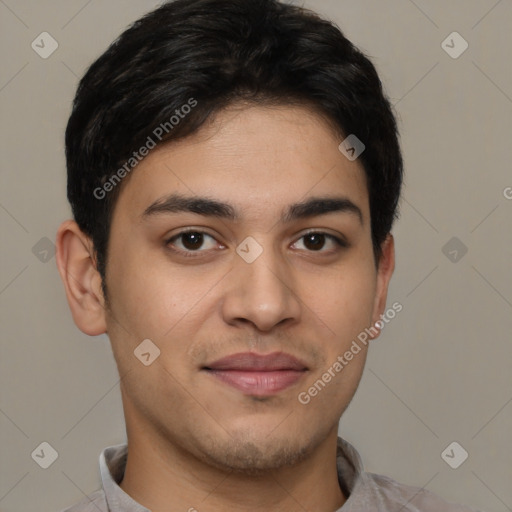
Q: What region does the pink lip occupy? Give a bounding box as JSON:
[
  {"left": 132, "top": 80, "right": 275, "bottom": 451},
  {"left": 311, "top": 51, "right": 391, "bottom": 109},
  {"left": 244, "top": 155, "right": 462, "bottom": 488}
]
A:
[{"left": 203, "top": 352, "right": 308, "bottom": 396}]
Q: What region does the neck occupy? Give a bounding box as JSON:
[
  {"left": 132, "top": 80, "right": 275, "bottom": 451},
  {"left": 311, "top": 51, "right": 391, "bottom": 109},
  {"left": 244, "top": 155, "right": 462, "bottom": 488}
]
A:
[{"left": 119, "top": 422, "right": 345, "bottom": 512}]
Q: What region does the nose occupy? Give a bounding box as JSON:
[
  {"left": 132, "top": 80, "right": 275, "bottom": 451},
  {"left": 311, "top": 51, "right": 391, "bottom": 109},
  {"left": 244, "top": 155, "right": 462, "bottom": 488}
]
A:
[{"left": 221, "top": 245, "right": 301, "bottom": 332}]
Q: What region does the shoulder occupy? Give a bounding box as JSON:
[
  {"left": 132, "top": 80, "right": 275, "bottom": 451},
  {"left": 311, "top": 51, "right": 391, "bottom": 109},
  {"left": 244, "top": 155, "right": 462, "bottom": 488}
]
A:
[
  {"left": 57, "top": 489, "right": 107, "bottom": 512},
  {"left": 357, "top": 472, "right": 483, "bottom": 512}
]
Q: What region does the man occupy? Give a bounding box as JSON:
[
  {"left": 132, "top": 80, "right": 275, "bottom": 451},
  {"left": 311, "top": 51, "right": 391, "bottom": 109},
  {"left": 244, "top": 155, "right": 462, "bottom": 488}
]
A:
[{"left": 56, "top": 0, "right": 481, "bottom": 510}]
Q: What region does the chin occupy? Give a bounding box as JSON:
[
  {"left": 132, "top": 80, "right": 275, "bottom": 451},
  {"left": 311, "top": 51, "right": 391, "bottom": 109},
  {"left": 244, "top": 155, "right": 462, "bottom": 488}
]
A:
[
  {"left": 205, "top": 437, "right": 311, "bottom": 474},
  {"left": 194, "top": 423, "right": 324, "bottom": 474}
]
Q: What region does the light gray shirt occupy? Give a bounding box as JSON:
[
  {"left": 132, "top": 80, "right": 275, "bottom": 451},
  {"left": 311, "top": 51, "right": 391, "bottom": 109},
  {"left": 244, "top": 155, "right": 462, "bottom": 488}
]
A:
[{"left": 60, "top": 437, "right": 482, "bottom": 512}]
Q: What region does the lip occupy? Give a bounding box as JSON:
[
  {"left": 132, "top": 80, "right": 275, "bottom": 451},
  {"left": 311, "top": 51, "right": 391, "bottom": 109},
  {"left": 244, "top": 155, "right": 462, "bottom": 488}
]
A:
[{"left": 202, "top": 352, "right": 308, "bottom": 396}]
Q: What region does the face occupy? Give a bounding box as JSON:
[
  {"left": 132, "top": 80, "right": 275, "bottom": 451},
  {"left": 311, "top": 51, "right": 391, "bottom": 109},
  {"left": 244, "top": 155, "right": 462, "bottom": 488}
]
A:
[{"left": 99, "top": 104, "right": 393, "bottom": 472}]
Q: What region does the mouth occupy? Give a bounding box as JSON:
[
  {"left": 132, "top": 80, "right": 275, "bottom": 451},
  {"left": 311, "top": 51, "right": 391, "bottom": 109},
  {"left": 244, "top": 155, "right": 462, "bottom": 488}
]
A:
[{"left": 202, "top": 352, "right": 309, "bottom": 396}]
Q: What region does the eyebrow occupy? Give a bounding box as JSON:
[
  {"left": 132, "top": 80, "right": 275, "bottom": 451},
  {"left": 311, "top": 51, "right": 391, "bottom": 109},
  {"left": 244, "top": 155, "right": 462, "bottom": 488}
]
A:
[{"left": 142, "top": 193, "right": 363, "bottom": 225}]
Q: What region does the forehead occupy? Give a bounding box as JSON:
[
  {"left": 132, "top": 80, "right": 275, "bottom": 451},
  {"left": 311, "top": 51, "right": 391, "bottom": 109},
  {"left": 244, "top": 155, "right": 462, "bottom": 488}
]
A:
[{"left": 113, "top": 104, "right": 369, "bottom": 225}]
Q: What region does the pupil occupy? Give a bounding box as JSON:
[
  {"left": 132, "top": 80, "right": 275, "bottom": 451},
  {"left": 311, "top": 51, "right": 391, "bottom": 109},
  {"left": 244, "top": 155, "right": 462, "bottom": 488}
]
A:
[
  {"left": 180, "top": 233, "right": 326, "bottom": 251},
  {"left": 183, "top": 232, "right": 203, "bottom": 250},
  {"left": 305, "top": 234, "right": 324, "bottom": 251}
]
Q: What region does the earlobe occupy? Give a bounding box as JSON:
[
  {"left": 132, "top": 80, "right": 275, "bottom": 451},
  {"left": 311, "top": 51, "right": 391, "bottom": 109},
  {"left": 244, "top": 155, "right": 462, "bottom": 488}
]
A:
[
  {"left": 55, "top": 220, "right": 107, "bottom": 336},
  {"left": 370, "top": 233, "right": 395, "bottom": 340}
]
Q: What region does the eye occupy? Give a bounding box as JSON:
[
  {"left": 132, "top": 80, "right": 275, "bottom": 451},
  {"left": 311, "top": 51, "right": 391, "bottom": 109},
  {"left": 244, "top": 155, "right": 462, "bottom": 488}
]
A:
[
  {"left": 166, "top": 229, "right": 221, "bottom": 257},
  {"left": 292, "top": 231, "right": 347, "bottom": 253},
  {"left": 165, "top": 229, "right": 348, "bottom": 259}
]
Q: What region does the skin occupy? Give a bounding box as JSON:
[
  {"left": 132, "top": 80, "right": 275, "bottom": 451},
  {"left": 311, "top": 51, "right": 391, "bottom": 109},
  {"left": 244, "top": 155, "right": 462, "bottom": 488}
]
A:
[{"left": 56, "top": 104, "right": 395, "bottom": 512}]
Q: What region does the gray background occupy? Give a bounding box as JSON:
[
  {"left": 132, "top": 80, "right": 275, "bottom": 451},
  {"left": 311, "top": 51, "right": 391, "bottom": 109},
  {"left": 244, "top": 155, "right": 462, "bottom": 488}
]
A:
[{"left": 1, "top": 1, "right": 511, "bottom": 511}]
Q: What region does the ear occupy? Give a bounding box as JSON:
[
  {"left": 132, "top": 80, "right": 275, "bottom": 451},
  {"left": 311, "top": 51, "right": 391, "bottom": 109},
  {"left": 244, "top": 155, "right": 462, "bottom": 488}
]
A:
[
  {"left": 55, "top": 220, "right": 107, "bottom": 336},
  {"left": 369, "top": 233, "right": 395, "bottom": 340}
]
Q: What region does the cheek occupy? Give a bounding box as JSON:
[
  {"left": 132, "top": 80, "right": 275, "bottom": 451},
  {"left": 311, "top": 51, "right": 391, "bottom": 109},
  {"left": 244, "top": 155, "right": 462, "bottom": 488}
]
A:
[
  {"left": 106, "top": 244, "right": 221, "bottom": 342},
  {"left": 308, "top": 260, "right": 377, "bottom": 344}
]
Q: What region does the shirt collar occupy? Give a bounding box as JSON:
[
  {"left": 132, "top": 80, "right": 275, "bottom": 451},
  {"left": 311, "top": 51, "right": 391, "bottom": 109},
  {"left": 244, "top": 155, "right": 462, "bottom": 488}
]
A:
[
  {"left": 99, "top": 437, "right": 364, "bottom": 511},
  {"left": 100, "top": 444, "right": 150, "bottom": 512}
]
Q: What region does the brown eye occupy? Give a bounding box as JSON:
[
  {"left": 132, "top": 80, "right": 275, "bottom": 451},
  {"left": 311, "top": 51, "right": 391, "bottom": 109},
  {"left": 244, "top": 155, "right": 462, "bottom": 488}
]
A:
[
  {"left": 303, "top": 233, "right": 327, "bottom": 251},
  {"left": 292, "top": 232, "right": 347, "bottom": 253},
  {"left": 180, "top": 232, "right": 205, "bottom": 250},
  {"left": 166, "top": 230, "right": 219, "bottom": 256}
]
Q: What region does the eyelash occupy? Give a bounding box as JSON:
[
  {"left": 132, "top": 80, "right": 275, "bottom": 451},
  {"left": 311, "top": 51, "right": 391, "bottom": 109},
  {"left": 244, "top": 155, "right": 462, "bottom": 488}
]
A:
[{"left": 165, "top": 229, "right": 348, "bottom": 258}]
